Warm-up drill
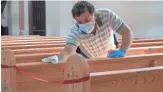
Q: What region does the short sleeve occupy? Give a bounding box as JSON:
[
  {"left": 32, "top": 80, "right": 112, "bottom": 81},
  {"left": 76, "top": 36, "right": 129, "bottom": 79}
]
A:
[
  {"left": 66, "top": 26, "right": 80, "bottom": 47},
  {"left": 96, "top": 8, "right": 124, "bottom": 32}
]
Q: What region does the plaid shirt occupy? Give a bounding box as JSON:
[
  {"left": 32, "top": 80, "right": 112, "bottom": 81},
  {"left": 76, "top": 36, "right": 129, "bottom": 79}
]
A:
[{"left": 66, "top": 8, "right": 124, "bottom": 59}]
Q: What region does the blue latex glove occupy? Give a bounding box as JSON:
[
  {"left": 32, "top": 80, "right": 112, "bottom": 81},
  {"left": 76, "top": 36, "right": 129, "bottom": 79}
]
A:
[
  {"left": 42, "top": 55, "right": 61, "bottom": 64},
  {"left": 107, "top": 49, "right": 126, "bottom": 58}
]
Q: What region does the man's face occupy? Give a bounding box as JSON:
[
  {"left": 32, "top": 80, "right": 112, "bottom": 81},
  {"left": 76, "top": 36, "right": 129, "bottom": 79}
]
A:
[{"left": 74, "top": 10, "right": 96, "bottom": 25}]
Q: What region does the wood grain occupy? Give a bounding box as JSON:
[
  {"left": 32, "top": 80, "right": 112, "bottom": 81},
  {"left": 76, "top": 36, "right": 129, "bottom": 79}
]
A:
[
  {"left": 2, "top": 43, "right": 65, "bottom": 50},
  {"left": 14, "top": 46, "right": 163, "bottom": 63},
  {"left": 14, "top": 53, "right": 163, "bottom": 92},
  {"left": 91, "top": 66, "right": 163, "bottom": 92},
  {"left": 1, "top": 49, "right": 17, "bottom": 92}
]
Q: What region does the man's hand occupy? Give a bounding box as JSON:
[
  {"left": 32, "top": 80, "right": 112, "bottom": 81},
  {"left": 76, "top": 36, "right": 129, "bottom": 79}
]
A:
[
  {"left": 42, "top": 44, "right": 77, "bottom": 64},
  {"left": 107, "top": 49, "right": 126, "bottom": 58},
  {"left": 42, "top": 55, "right": 61, "bottom": 64}
]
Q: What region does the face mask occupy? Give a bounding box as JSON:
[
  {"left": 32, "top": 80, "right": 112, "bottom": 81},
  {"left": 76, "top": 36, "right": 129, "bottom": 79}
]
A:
[{"left": 78, "top": 20, "right": 94, "bottom": 33}]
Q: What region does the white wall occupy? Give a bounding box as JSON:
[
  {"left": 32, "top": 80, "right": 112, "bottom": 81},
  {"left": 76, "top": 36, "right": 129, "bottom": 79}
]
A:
[
  {"left": 46, "top": 1, "right": 163, "bottom": 38},
  {"left": 5, "top": 1, "right": 29, "bottom": 36},
  {"left": 24, "top": 1, "right": 29, "bottom": 35},
  {"left": 7, "top": 1, "right": 163, "bottom": 37},
  {"left": 46, "top": 1, "right": 74, "bottom": 36},
  {"left": 91, "top": 1, "right": 163, "bottom": 38},
  {"left": 8, "top": 1, "right": 19, "bottom": 36},
  {"left": 46, "top": 1, "right": 60, "bottom": 36},
  {"left": 60, "top": 1, "right": 75, "bottom": 36}
]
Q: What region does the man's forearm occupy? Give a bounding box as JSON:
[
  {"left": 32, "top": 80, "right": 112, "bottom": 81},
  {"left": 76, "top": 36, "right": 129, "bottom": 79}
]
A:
[
  {"left": 57, "top": 51, "right": 70, "bottom": 63},
  {"left": 119, "top": 25, "right": 133, "bottom": 51},
  {"left": 57, "top": 45, "right": 77, "bottom": 63},
  {"left": 121, "top": 31, "right": 133, "bottom": 50}
]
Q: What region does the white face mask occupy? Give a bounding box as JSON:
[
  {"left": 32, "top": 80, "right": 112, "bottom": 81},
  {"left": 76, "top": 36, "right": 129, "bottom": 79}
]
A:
[{"left": 78, "top": 20, "right": 94, "bottom": 33}]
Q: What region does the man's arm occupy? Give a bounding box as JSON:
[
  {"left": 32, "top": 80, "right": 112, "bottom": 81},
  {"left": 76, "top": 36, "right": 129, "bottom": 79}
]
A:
[
  {"left": 57, "top": 44, "right": 77, "bottom": 63},
  {"left": 108, "top": 24, "right": 133, "bottom": 58},
  {"left": 42, "top": 25, "right": 79, "bottom": 64},
  {"left": 100, "top": 9, "right": 133, "bottom": 58},
  {"left": 117, "top": 24, "right": 133, "bottom": 51}
]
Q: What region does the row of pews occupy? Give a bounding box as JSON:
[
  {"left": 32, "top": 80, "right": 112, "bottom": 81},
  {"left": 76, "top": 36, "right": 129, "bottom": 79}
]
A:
[{"left": 1, "top": 36, "right": 163, "bottom": 92}]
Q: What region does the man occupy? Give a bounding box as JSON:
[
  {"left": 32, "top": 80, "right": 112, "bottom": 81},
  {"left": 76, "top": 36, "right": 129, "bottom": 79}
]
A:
[{"left": 42, "top": 1, "right": 133, "bottom": 64}]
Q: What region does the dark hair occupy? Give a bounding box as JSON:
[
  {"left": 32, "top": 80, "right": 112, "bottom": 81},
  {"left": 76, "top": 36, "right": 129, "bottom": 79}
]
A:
[{"left": 71, "top": 1, "right": 95, "bottom": 18}]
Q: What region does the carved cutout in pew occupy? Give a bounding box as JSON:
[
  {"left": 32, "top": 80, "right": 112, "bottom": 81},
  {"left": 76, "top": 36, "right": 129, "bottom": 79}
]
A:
[
  {"left": 2, "top": 50, "right": 163, "bottom": 92},
  {"left": 13, "top": 46, "right": 163, "bottom": 63}
]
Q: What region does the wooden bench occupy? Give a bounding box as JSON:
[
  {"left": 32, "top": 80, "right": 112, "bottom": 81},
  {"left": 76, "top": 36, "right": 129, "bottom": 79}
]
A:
[
  {"left": 1, "top": 36, "right": 65, "bottom": 41},
  {"left": 2, "top": 36, "right": 163, "bottom": 92},
  {"left": 1, "top": 49, "right": 163, "bottom": 92},
  {"left": 2, "top": 41, "right": 163, "bottom": 50},
  {"left": 2, "top": 42, "right": 163, "bottom": 63},
  {"left": 12, "top": 46, "right": 163, "bottom": 63},
  {"left": 1, "top": 41, "right": 66, "bottom": 46},
  {"left": 7, "top": 45, "right": 162, "bottom": 55},
  {"left": 2, "top": 36, "right": 163, "bottom": 63},
  {"left": 2, "top": 37, "right": 163, "bottom": 44}
]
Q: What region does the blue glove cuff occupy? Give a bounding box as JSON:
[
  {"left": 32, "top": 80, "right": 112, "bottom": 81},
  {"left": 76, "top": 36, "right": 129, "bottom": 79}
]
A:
[{"left": 119, "top": 48, "right": 126, "bottom": 54}]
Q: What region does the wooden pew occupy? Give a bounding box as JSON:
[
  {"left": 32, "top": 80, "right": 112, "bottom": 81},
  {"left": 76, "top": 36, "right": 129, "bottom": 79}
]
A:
[
  {"left": 1, "top": 36, "right": 163, "bottom": 92},
  {"left": 1, "top": 38, "right": 66, "bottom": 43},
  {"left": 128, "top": 42, "right": 163, "bottom": 47},
  {"left": 13, "top": 46, "right": 163, "bottom": 63},
  {"left": 2, "top": 36, "right": 162, "bottom": 44},
  {"left": 2, "top": 41, "right": 163, "bottom": 50},
  {"left": 2, "top": 36, "right": 162, "bottom": 50},
  {"left": 1, "top": 36, "right": 159, "bottom": 41},
  {"left": 1, "top": 49, "right": 163, "bottom": 92},
  {"left": 71, "top": 54, "right": 163, "bottom": 92},
  {"left": 1, "top": 43, "right": 65, "bottom": 50},
  {"left": 2, "top": 37, "right": 163, "bottom": 44},
  {"left": 12, "top": 47, "right": 64, "bottom": 55},
  {"left": 91, "top": 66, "right": 163, "bottom": 92},
  {"left": 2, "top": 37, "right": 163, "bottom": 63},
  {"left": 1, "top": 36, "right": 65, "bottom": 41},
  {"left": 125, "top": 38, "right": 163, "bottom": 43},
  {"left": 11, "top": 46, "right": 163, "bottom": 55},
  {"left": 1, "top": 41, "right": 66, "bottom": 46}
]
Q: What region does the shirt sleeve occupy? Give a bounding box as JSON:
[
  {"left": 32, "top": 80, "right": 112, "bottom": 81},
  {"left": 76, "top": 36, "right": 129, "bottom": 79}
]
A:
[
  {"left": 97, "top": 8, "right": 124, "bottom": 32},
  {"left": 66, "top": 26, "right": 80, "bottom": 47}
]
